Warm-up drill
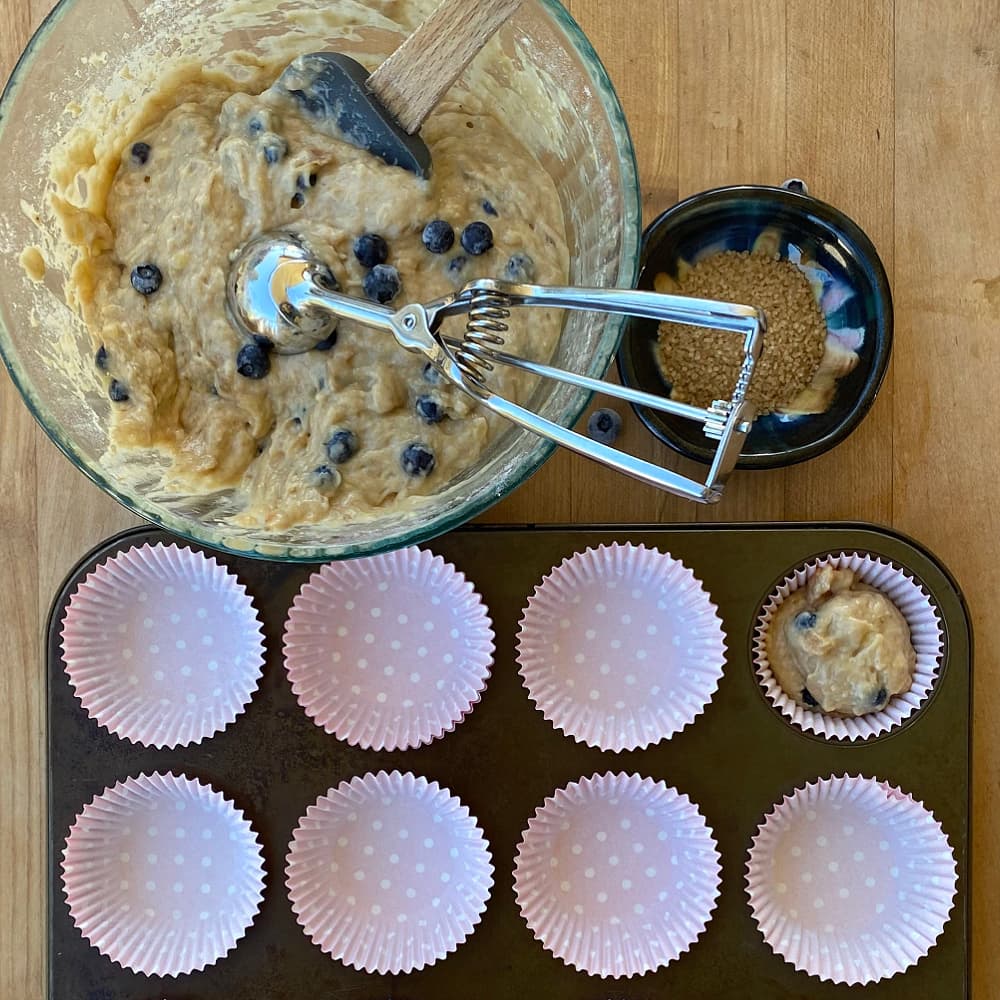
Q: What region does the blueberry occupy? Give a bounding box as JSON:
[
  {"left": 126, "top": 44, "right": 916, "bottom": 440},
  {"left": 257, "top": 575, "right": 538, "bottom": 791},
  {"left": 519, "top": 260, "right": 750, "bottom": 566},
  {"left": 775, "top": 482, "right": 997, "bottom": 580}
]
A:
[
  {"left": 482, "top": 199, "right": 498, "bottom": 217},
  {"left": 363, "top": 264, "right": 401, "bottom": 304},
  {"left": 447, "top": 255, "right": 467, "bottom": 277},
  {"left": 248, "top": 117, "right": 264, "bottom": 135},
  {"left": 422, "top": 361, "right": 443, "bottom": 385},
  {"left": 415, "top": 395, "right": 445, "bottom": 424},
  {"left": 461, "top": 221, "right": 493, "bottom": 256},
  {"left": 313, "top": 465, "right": 337, "bottom": 488},
  {"left": 290, "top": 192, "right": 304, "bottom": 209},
  {"left": 504, "top": 252, "right": 535, "bottom": 283},
  {"left": 236, "top": 341, "right": 270, "bottom": 379},
  {"left": 422, "top": 219, "right": 455, "bottom": 254},
  {"left": 130, "top": 263, "right": 162, "bottom": 296},
  {"left": 325, "top": 429, "right": 357, "bottom": 465},
  {"left": 108, "top": 379, "right": 129, "bottom": 403},
  {"left": 801, "top": 687, "right": 819, "bottom": 708},
  {"left": 313, "top": 330, "right": 338, "bottom": 352},
  {"left": 352, "top": 232, "right": 388, "bottom": 269},
  {"left": 263, "top": 137, "right": 287, "bottom": 164},
  {"left": 794, "top": 611, "right": 818, "bottom": 630},
  {"left": 586, "top": 408, "right": 622, "bottom": 445},
  {"left": 130, "top": 142, "right": 151, "bottom": 166},
  {"left": 401, "top": 443, "right": 435, "bottom": 477},
  {"left": 95, "top": 344, "right": 108, "bottom": 371},
  {"left": 872, "top": 687, "right": 888, "bottom": 708},
  {"left": 291, "top": 416, "right": 302, "bottom": 427}
]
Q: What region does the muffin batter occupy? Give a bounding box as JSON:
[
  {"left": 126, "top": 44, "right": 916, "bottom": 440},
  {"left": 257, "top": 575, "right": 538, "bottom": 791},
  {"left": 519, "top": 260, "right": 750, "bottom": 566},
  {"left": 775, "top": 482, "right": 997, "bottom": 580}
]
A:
[
  {"left": 51, "top": 54, "right": 568, "bottom": 530},
  {"left": 766, "top": 566, "right": 916, "bottom": 716}
]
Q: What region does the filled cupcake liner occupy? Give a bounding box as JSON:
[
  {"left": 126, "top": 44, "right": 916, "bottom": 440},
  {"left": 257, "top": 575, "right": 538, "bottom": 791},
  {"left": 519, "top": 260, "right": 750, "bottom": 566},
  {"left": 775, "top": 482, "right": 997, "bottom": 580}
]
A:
[
  {"left": 513, "top": 772, "right": 721, "bottom": 978},
  {"left": 61, "top": 772, "right": 266, "bottom": 977},
  {"left": 516, "top": 543, "right": 726, "bottom": 751},
  {"left": 286, "top": 770, "right": 493, "bottom": 974},
  {"left": 60, "top": 543, "right": 265, "bottom": 749},
  {"left": 746, "top": 774, "right": 957, "bottom": 985},
  {"left": 283, "top": 547, "right": 494, "bottom": 751},
  {"left": 752, "top": 552, "right": 944, "bottom": 741}
]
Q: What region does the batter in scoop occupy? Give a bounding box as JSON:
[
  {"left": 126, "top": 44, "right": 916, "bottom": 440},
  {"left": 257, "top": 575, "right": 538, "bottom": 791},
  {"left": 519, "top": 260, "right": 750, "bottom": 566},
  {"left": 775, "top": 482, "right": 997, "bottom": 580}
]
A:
[
  {"left": 51, "top": 57, "right": 567, "bottom": 531},
  {"left": 766, "top": 565, "right": 916, "bottom": 716}
]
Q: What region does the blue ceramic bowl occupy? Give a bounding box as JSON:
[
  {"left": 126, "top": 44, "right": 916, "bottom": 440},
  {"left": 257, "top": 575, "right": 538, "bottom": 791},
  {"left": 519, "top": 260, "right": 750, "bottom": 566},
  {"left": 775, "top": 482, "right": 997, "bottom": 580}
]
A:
[{"left": 617, "top": 183, "right": 892, "bottom": 469}]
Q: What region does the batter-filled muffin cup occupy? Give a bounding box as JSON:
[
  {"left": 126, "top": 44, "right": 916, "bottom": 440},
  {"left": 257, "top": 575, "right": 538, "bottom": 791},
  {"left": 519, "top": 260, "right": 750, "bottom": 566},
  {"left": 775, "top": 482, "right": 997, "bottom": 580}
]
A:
[
  {"left": 516, "top": 543, "right": 727, "bottom": 752},
  {"left": 752, "top": 553, "right": 944, "bottom": 741},
  {"left": 513, "top": 772, "right": 721, "bottom": 978},
  {"left": 61, "top": 772, "right": 266, "bottom": 977},
  {"left": 283, "top": 546, "right": 494, "bottom": 751},
  {"left": 746, "top": 774, "right": 958, "bottom": 985},
  {"left": 60, "top": 543, "right": 265, "bottom": 748}
]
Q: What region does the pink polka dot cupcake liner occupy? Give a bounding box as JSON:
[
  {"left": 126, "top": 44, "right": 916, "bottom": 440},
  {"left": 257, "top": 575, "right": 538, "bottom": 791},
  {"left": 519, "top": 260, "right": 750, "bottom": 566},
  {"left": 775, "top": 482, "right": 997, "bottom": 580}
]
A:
[
  {"left": 283, "top": 546, "right": 494, "bottom": 751},
  {"left": 516, "top": 543, "right": 726, "bottom": 751},
  {"left": 752, "top": 552, "right": 944, "bottom": 741},
  {"left": 61, "top": 772, "right": 266, "bottom": 977},
  {"left": 285, "top": 770, "right": 493, "bottom": 974},
  {"left": 513, "top": 772, "right": 721, "bottom": 978},
  {"left": 60, "top": 543, "right": 265, "bottom": 749},
  {"left": 746, "top": 774, "right": 958, "bottom": 985}
]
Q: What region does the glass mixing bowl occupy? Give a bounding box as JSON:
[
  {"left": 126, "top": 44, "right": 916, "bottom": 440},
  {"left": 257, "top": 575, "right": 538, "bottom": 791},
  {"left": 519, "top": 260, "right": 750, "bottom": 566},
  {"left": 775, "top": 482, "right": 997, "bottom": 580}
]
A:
[{"left": 0, "top": 0, "right": 639, "bottom": 560}]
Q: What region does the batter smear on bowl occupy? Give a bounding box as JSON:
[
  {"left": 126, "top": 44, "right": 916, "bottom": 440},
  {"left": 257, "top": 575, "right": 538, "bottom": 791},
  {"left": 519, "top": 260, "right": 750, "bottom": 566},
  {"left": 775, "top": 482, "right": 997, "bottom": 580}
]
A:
[{"left": 50, "top": 57, "right": 568, "bottom": 530}]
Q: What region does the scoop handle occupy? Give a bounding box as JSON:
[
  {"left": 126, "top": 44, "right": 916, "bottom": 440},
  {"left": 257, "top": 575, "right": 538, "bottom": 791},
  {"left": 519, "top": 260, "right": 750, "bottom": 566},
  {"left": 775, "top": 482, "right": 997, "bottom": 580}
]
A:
[{"left": 366, "top": 0, "right": 524, "bottom": 134}]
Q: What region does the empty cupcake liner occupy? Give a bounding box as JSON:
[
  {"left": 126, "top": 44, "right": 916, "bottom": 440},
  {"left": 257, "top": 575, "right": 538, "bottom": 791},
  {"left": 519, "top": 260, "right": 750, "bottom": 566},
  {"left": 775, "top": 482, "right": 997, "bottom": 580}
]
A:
[
  {"left": 513, "top": 772, "right": 721, "bottom": 978},
  {"left": 746, "top": 774, "right": 958, "bottom": 985},
  {"left": 753, "top": 552, "right": 944, "bottom": 741},
  {"left": 61, "top": 772, "right": 266, "bottom": 977},
  {"left": 60, "top": 543, "right": 265, "bottom": 749},
  {"left": 283, "top": 547, "right": 494, "bottom": 751},
  {"left": 516, "top": 543, "right": 727, "bottom": 751},
  {"left": 286, "top": 770, "right": 493, "bottom": 974}
]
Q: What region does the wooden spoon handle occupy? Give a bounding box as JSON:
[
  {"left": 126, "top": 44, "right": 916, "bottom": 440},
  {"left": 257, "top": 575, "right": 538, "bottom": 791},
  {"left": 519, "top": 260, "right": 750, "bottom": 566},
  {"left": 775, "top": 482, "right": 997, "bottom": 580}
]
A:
[{"left": 366, "top": 0, "right": 524, "bottom": 135}]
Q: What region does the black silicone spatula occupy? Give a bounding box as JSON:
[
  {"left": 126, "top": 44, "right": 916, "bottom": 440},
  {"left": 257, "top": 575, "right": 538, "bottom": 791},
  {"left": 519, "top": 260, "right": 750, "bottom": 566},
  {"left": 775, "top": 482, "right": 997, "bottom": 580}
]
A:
[{"left": 273, "top": 0, "right": 523, "bottom": 178}]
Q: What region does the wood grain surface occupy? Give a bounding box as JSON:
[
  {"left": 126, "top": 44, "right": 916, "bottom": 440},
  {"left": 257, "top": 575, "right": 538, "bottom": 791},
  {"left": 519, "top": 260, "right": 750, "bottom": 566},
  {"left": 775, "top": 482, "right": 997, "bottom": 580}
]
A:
[{"left": 1, "top": 0, "right": 995, "bottom": 995}]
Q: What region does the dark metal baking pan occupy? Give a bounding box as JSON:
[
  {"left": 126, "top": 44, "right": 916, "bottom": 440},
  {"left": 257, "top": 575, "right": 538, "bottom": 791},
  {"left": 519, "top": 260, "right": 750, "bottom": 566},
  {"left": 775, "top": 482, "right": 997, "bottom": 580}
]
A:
[{"left": 47, "top": 523, "right": 972, "bottom": 998}]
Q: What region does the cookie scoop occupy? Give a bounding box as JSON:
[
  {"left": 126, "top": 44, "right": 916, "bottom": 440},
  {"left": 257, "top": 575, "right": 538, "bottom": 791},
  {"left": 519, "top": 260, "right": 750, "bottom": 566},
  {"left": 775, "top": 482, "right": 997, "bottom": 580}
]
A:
[{"left": 227, "top": 231, "right": 766, "bottom": 504}]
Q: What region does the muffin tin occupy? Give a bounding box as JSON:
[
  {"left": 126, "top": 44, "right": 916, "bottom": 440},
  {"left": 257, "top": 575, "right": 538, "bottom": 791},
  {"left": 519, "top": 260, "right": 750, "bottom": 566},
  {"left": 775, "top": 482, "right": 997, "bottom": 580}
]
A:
[{"left": 46, "top": 523, "right": 971, "bottom": 998}]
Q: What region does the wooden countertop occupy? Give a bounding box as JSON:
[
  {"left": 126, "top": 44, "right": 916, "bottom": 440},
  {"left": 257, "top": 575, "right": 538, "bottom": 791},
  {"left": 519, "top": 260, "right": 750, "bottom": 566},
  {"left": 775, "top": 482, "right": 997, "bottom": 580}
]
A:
[{"left": 1, "top": 0, "right": 995, "bottom": 994}]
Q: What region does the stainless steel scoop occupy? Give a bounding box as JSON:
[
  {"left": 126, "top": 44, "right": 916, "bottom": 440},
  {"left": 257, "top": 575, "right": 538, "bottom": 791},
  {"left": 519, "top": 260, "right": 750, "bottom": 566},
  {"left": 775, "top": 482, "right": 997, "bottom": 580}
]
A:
[{"left": 227, "top": 232, "right": 765, "bottom": 503}]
